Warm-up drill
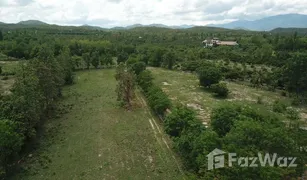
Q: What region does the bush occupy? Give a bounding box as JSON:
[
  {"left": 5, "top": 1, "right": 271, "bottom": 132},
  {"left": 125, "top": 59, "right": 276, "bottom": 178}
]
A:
[
  {"left": 0, "top": 120, "right": 24, "bottom": 178},
  {"left": 197, "top": 65, "right": 222, "bottom": 88},
  {"left": 164, "top": 106, "right": 202, "bottom": 137},
  {"left": 147, "top": 85, "right": 171, "bottom": 116},
  {"left": 137, "top": 70, "right": 153, "bottom": 93},
  {"left": 272, "top": 100, "right": 287, "bottom": 113},
  {"left": 211, "top": 83, "right": 229, "bottom": 98}
]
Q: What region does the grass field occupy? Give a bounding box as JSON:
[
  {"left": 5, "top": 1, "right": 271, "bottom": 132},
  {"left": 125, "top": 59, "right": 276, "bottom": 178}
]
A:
[
  {"left": 0, "top": 60, "right": 21, "bottom": 74},
  {"left": 149, "top": 67, "right": 307, "bottom": 126},
  {"left": 11, "top": 69, "right": 185, "bottom": 180},
  {"left": 0, "top": 61, "right": 20, "bottom": 94}
]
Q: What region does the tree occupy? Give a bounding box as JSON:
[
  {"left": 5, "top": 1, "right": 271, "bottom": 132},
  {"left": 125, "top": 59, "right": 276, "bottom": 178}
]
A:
[
  {"left": 283, "top": 53, "right": 307, "bottom": 95},
  {"left": 0, "top": 30, "right": 3, "bottom": 41},
  {"left": 137, "top": 70, "right": 153, "bottom": 93},
  {"left": 197, "top": 65, "right": 222, "bottom": 88},
  {"left": 91, "top": 51, "right": 100, "bottom": 69},
  {"left": 57, "top": 46, "right": 74, "bottom": 85},
  {"left": 117, "top": 51, "right": 129, "bottom": 64},
  {"left": 72, "top": 55, "right": 83, "bottom": 69},
  {"left": 101, "top": 54, "right": 113, "bottom": 66},
  {"left": 82, "top": 52, "right": 91, "bottom": 70},
  {"left": 210, "top": 104, "right": 240, "bottom": 136},
  {"left": 115, "top": 64, "right": 136, "bottom": 110},
  {"left": 162, "top": 50, "right": 176, "bottom": 69},
  {"left": 211, "top": 83, "right": 229, "bottom": 98},
  {"left": 0, "top": 120, "right": 24, "bottom": 177},
  {"left": 164, "top": 106, "right": 201, "bottom": 137},
  {"left": 149, "top": 48, "right": 164, "bottom": 67}
]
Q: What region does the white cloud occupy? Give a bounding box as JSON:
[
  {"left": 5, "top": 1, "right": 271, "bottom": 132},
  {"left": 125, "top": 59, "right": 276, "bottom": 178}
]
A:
[{"left": 0, "top": 0, "right": 306, "bottom": 27}]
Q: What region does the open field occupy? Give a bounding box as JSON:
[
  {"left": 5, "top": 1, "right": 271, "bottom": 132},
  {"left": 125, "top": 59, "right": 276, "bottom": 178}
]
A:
[
  {"left": 11, "top": 69, "right": 185, "bottom": 180},
  {"left": 0, "top": 76, "right": 14, "bottom": 95},
  {"left": 149, "top": 67, "right": 307, "bottom": 126},
  {"left": 0, "top": 60, "right": 21, "bottom": 74}
]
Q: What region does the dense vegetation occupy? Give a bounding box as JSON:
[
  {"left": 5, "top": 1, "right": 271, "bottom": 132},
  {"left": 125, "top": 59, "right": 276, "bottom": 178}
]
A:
[{"left": 0, "top": 24, "right": 307, "bottom": 179}]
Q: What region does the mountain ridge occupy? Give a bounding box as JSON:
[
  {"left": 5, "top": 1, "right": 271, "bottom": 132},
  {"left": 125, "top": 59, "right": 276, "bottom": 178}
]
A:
[
  {"left": 209, "top": 13, "right": 307, "bottom": 31},
  {"left": 1, "top": 14, "right": 307, "bottom": 31}
]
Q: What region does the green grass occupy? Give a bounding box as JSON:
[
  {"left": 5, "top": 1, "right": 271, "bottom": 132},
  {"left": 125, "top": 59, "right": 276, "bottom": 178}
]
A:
[
  {"left": 149, "top": 67, "right": 304, "bottom": 124},
  {"left": 0, "top": 76, "right": 14, "bottom": 95},
  {"left": 0, "top": 60, "right": 21, "bottom": 74},
  {"left": 11, "top": 69, "right": 185, "bottom": 180}
]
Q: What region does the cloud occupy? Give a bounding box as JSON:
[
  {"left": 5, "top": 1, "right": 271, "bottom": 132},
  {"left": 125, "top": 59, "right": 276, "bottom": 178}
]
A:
[
  {"left": 0, "top": 0, "right": 306, "bottom": 27},
  {"left": 15, "top": 0, "right": 33, "bottom": 6}
]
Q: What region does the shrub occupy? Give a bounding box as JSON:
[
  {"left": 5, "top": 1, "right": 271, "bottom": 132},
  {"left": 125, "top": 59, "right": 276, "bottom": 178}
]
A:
[
  {"left": 0, "top": 120, "right": 24, "bottom": 178},
  {"left": 197, "top": 65, "right": 222, "bottom": 88},
  {"left": 164, "top": 106, "right": 202, "bottom": 137},
  {"left": 137, "top": 70, "right": 154, "bottom": 93},
  {"left": 147, "top": 86, "right": 171, "bottom": 116},
  {"left": 211, "top": 104, "right": 240, "bottom": 136},
  {"left": 211, "top": 83, "right": 229, "bottom": 98},
  {"left": 272, "top": 100, "right": 287, "bottom": 113}
]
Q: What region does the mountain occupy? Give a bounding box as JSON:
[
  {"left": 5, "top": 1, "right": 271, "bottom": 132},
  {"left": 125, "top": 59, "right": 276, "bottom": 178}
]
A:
[
  {"left": 121, "top": 24, "right": 194, "bottom": 30},
  {"left": 17, "top": 20, "right": 48, "bottom": 25},
  {"left": 80, "top": 24, "right": 105, "bottom": 30},
  {"left": 209, "top": 14, "right": 307, "bottom": 31}
]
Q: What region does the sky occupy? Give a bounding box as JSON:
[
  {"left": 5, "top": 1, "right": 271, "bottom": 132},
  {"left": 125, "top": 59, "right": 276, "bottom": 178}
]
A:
[{"left": 0, "top": 0, "right": 307, "bottom": 27}]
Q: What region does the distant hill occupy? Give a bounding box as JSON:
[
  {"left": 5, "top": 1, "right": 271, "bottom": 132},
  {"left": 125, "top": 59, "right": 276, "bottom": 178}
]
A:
[
  {"left": 209, "top": 14, "right": 307, "bottom": 31},
  {"left": 123, "top": 24, "right": 194, "bottom": 30},
  {"left": 17, "top": 20, "right": 48, "bottom": 25},
  {"left": 80, "top": 24, "right": 105, "bottom": 30}
]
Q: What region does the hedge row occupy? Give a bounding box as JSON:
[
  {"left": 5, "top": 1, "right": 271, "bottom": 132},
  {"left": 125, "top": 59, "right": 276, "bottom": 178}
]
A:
[
  {"left": 0, "top": 47, "right": 74, "bottom": 178},
  {"left": 137, "top": 69, "right": 210, "bottom": 175},
  {"left": 137, "top": 70, "right": 171, "bottom": 116}
]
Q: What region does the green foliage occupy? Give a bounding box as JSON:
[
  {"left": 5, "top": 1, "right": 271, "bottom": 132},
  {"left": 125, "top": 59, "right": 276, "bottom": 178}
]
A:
[
  {"left": 137, "top": 70, "right": 154, "bottom": 93},
  {"left": 211, "top": 104, "right": 240, "bottom": 136},
  {"left": 126, "top": 56, "right": 146, "bottom": 75},
  {"left": 164, "top": 106, "right": 201, "bottom": 137},
  {"left": 0, "top": 31, "right": 3, "bottom": 41},
  {"left": 117, "top": 51, "right": 129, "bottom": 64},
  {"left": 162, "top": 50, "right": 176, "bottom": 69},
  {"left": 115, "top": 64, "right": 136, "bottom": 109},
  {"left": 146, "top": 85, "right": 171, "bottom": 116},
  {"left": 82, "top": 52, "right": 91, "bottom": 69},
  {"left": 91, "top": 51, "right": 100, "bottom": 69},
  {"left": 0, "top": 120, "right": 24, "bottom": 178},
  {"left": 58, "top": 46, "right": 74, "bottom": 85},
  {"left": 283, "top": 53, "right": 307, "bottom": 95},
  {"left": 272, "top": 100, "right": 288, "bottom": 113},
  {"left": 149, "top": 48, "right": 164, "bottom": 67},
  {"left": 197, "top": 65, "right": 222, "bottom": 88},
  {"left": 211, "top": 82, "right": 229, "bottom": 98},
  {"left": 101, "top": 54, "right": 113, "bottom": 66},
  {"left": 0, "top": 43, "right": 74, "bottom": 177}
]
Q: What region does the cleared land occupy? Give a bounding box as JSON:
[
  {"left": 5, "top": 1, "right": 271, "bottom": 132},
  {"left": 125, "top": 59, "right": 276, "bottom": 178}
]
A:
[
  {"left": 11, "top": 69, "right": 185, "bottom": 180},
  {"left": 149, "top": 67, "right": 307, "bottom": 126}
]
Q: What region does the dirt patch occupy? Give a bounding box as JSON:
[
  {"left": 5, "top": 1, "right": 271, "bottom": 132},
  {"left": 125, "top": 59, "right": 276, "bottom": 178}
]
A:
[
  {"left": 162, "top": 82, "right": 171, "bottom": 86},
  {"left": 187, "top": 103, "right": 204, "bottom": 111}
]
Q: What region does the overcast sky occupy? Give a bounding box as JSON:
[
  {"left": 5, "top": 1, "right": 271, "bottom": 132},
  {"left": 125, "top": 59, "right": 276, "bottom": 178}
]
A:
[{"left": 0, "top": 0, "right": 307, "bottom": 27}]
